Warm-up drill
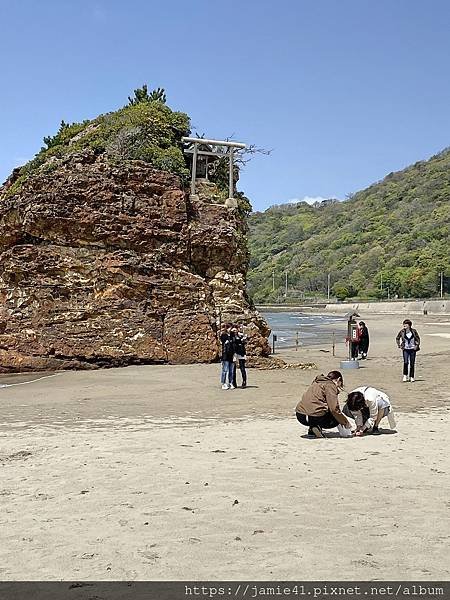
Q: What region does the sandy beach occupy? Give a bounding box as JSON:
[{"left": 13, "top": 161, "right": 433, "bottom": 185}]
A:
[{"left": 1, "top": 313, "right": 449, "bottom": 580}]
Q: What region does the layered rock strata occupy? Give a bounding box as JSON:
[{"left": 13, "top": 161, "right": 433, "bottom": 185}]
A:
[{"left": 0, "top": 151, "right": 270, "bottom": 372}]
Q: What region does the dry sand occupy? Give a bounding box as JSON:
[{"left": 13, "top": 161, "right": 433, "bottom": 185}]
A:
[{"left": 0, "top": 313, "right": 449, "bottom": 580}]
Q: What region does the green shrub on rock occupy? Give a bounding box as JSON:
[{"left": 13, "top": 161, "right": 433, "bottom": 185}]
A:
[{"left": 3, "top": 86, "right": 191, "bottom": 197}]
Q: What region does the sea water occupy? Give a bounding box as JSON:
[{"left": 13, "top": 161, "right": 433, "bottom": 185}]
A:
[{"left": 261, "top": 311, "right": 348, "bottom": 348}]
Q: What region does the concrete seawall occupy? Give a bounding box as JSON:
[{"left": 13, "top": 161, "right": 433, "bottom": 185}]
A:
[
  {"left": 324, "top": 300, "right": 450, "bottom": 315},
  {"left": 256, "top": 300, "right": 450, "bottom": 315}
]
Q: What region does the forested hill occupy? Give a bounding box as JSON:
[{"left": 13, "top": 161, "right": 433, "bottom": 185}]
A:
[{"left": 247, "top": 148, "right": 450, "bottom": 302}]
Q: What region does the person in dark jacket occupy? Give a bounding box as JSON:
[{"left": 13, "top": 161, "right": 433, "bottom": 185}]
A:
[
  {"left": 220, "top": 323, "right": 235, "bottom": 389},
  {"left": 395, "top": 319, "right": 420, "bottom": 382},
  {"left": 358, "top": 321, "right": 370, "bottom": 359},
  {"left": 232, "top": 326, "right": 247, "bottom": 389}
]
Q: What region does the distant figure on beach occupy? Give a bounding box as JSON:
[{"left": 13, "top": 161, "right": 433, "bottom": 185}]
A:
[
  {"left": 343, "top": 386, "right": 395, "bottom": 436},
  {"left": 358, "top": 321, "right": 370, "bottom": 359},
  {"left": 220, "top": 323, "right": 235, "bottom": 390},
  {"left": 396, "top": 319, "right": 420, "bottom": 382},
  {"left": 349, "top": 317, "right": 360, "bottom": 360},
  {"left": 295, "top": 370, "right": 353, "bottom": 438},
  {"left": 232, "top": 326, "right": 247, "bottom": 389}
]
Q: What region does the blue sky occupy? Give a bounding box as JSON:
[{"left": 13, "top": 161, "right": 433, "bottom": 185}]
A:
[{"left": 1, "top": 0, "right": 449, "bottom": 211}]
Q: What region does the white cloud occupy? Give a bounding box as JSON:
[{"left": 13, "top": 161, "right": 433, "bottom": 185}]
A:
[
  {"left": 288, "top": 195, "right": 328, "bottom": 205},
  {"left": 287, "top": 195, "right": 344, "bottom": 205}
]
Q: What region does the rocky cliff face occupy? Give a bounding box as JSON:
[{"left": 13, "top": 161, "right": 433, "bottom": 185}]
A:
[{"left": 0, "top": 150, "right": 270, "bottom": 372}]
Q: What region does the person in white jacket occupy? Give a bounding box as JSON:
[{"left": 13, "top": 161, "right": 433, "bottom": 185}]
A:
[{"left": 343, "top": 386, "right": 395, "bottom": 435}]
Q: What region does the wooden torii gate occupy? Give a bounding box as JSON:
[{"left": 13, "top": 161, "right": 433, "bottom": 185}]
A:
[{"left": 182, "top": 137, "right": 246, "bottom": 207}]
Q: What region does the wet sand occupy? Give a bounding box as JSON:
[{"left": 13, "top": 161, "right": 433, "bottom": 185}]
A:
[{"left": 0, "top": 313, "right": 449, "bottom": 580}]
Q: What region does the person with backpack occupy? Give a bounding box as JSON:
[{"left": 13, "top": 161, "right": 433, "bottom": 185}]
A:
[
  {"left": 395, "top": 319, "right": 420, "bottom": 382},
  {"left": 348, "top": 317, "right": 360, "bottom": 360}
]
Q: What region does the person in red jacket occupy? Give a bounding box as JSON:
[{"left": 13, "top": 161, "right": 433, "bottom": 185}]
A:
[{"left": 348, "top": 317, "right": 360, "bottom": 360}]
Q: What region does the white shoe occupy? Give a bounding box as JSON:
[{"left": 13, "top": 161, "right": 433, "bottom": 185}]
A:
[
  {"left": 229, "top": 385, "right": 236, "bottom": 389},
  {"left": 402, "top": 375, "right": 408, "bottom": 382},
  {"left": 221, "top": 384, "right": 228, "bottom": 390},
  {"left": 410, "top": 377, "right": 415, "bottom": 382}
]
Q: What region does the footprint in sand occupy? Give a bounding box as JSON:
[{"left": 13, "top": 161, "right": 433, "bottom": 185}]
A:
[{"left": 137, "top": 550, "right": 160, "bottom": 564}]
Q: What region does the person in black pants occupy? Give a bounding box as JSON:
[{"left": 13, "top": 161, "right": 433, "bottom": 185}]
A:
[
  {"left": 219, "top": 324, "right": 235, "bottom": 389},
  {"left": 396, "top": 319, "right": 420, "bottom": 382},
  {"left": 349, "top": 318, "right": 360, "bottom": 360},
  {"left": 295, "top": 371, "right": 351, "bottom": 438},
  {"left": 358, "top": 321, "right": 370, "bottom": 359},
  {"left": 232, "top": 326, "right": 247, "bottom": 389}
]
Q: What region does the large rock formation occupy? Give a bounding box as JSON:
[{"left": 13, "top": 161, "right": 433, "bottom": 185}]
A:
[{"left": 0, "top": 150, "right": 270, "bottom": 372}]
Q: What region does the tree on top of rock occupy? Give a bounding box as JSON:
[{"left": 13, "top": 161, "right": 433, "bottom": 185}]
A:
[
  {"left": 43, "top": 120, "right": 70, "bottom": 149},
  {"left": 127, "top": 84, "right": 167, "bottom": 106}
]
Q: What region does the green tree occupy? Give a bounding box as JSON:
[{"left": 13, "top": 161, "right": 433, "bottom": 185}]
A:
[
  {"left": 128, "top": 84, "right": 167, "bottom": 106},
  {"left": 43, "top": 120, "right": 69, "bottom": 148},
  {"left": 148, "top": 87, "right": 167, "bottom": 103},
  {"left": 332, "top": 281, "right": 356, "bottom": 301}
]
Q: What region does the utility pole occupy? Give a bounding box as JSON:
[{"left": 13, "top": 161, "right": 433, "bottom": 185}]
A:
[
  {"left": 272, "top": 269, "right": 275, "bottom": 292},
  {"left": 440, "top": 271, "right": 444, "bottom": 298},
  {"left": 327, "top": 273, "right": 331, "bottom": 300},
  {"left": 285, "top": 271, "right": 288, "bottom": 297}
]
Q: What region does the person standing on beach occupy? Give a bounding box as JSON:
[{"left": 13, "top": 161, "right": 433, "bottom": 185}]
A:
[
  {"left": 348, "top": 317, "right": 360, "bottom": 360},
  {"left": 220, "top": 324, "right": 235, "bottom": 390},
  {"left": 232, "top": 326, "right": 248, "bottom": 389},
  {"left": 358, "top": 321, "right": 370, "bottom": 359},
  {"left": 396, "top": 319, "right": 420, "bottom": 382},
  {"left": 295, "top": 370, "right": 352, "bottom": 438}
]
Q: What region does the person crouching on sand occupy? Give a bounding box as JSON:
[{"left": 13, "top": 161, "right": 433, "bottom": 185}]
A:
[
  {"left": 343, "top": 387, "right": 395, "bottom": 436},
  {"left": 295, "top": 371, "right": 353, "bottom": 438}
]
